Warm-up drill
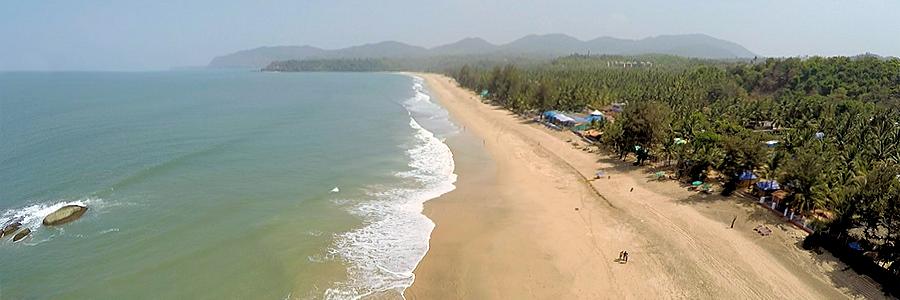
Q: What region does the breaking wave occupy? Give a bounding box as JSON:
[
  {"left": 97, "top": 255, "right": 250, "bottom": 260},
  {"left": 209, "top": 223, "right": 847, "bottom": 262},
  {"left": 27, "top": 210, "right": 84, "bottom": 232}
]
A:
[{"left": 324, "top": 76, "right": 457, "bottom": 299}]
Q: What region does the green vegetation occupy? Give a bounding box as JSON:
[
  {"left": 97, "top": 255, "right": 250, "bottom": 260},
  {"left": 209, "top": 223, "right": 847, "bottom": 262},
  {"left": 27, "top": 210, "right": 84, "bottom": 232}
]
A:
[
  {"left": 264, "top": 52, "right": 900, "bottom": 290},
  {"left": 450, "top": 55, "right": 900, "bottom": 289},
  {"left": 262, "top": 55, "right": 547, "bottom": 73}
]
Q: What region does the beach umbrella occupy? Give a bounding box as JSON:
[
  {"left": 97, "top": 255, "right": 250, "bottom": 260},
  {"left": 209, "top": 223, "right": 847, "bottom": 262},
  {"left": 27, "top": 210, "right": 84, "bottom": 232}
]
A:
[{"left": 692, "top": 181, "right": 703, "bottom": 187}]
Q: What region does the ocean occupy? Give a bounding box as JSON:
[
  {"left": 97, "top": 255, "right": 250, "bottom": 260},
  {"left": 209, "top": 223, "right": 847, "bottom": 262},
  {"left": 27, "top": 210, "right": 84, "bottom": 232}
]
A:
[{"left": 0, "top": 71, "right": 457, "bottom": 299}]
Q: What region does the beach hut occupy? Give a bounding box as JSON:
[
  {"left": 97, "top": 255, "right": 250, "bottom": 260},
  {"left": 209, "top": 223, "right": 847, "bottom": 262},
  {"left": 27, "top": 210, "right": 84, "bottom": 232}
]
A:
[
  {"left": 542, "top": 110, "right": 559, "bottom": 120},
  {"left": 754, "top": 180, "right": 780, "bottom": 196},
  {"left": 586, "top": 110, "right": 605, "bottom": 123},
  {"left": 772, "top": 190, "right": 788, "bottom": 203},
  {"left": 553, "top": 113, "right": 577, "bottom": 127},
  {"left": 738, "top": 170, "right": 758, "bottom": 188}
]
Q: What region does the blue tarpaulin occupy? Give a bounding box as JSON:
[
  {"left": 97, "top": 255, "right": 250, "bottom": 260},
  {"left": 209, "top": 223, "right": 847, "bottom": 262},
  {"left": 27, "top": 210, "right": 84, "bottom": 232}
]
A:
[
  {"left": 756, "top": 180, "right": 780, "bottom": 191},
  {"left": 739, "top": 171, "right": 758, "bottom": 181},
  {"left": 543, "top": 111, "right": 560, "bottom": 119},
  {"left": 554, "top": 114, "right": 576, "bottom": 123},
  {"left": 585, "top": 115, "right": 604, "bottom": 122}
]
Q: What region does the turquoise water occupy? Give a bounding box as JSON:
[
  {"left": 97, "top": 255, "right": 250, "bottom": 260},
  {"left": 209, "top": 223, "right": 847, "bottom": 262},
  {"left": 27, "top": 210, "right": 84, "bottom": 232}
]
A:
[{"left": 0, "top": 71, "right": 457, "bottom": 299}]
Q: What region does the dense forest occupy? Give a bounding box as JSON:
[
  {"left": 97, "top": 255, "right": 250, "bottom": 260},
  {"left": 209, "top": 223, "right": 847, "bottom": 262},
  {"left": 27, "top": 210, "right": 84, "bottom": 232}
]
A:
[{"left": 450, "top": 54, "right": 900, "bottom": 291}]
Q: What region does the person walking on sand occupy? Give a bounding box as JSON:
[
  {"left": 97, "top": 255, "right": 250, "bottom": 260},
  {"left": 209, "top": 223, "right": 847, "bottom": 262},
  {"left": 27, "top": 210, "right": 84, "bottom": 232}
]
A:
[{"left": 623, "top": 251, "right": 629, "bottom": 263}]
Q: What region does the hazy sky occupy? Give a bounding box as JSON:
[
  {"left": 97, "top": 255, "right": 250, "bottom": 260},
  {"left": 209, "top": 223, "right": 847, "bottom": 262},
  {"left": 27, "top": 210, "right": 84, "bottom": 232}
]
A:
[{"left": 2, "top": 0, "right": 899, "bottom": 70}]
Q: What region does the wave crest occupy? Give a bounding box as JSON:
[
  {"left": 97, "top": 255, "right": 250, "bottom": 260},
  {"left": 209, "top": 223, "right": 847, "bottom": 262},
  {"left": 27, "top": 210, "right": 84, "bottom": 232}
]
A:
[{"left": 324, "top": 76, "right": 457, "bottom": 299}]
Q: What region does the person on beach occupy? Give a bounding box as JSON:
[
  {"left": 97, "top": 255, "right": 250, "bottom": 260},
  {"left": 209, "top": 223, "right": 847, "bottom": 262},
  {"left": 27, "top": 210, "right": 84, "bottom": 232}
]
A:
[
  {"left": 623, "top": 251, "right": 629, "bottom": 263},
  {"left": 630, "top": 187, "right": 634, "bottom": 192}
]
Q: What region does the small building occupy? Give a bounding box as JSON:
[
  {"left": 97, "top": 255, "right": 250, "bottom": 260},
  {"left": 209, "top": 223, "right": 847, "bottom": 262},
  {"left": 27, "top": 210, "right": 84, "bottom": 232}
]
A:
[
  {"left": 542, "top": 111, "right": 577, "bottom": 127},
  {"left": 754, "top": 180, "right": 781, "bottom": 196},
  {"left": 772, "top": 190, "right": 789, "bottom": 203},
  {"left": 738, "top": 170, "right": 758, "bottom": 188},
  {"left": 586, "top": 110, "right": 605, "bottom": 123}
]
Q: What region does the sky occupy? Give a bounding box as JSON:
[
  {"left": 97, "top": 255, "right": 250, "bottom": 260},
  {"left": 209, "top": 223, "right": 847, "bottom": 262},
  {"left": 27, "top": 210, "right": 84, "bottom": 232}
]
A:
[{"left": 1, "top": 0, "right": 899, "bottom": 71}]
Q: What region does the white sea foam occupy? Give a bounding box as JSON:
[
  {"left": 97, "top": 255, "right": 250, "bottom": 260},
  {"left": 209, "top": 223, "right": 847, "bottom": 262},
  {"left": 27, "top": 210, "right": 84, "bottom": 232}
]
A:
[
  {"left": 324, "top": 76, "right": 457, "bottom": 299},
  {"left": 1, "top": 197, "right": 101, "bottom": 230}
]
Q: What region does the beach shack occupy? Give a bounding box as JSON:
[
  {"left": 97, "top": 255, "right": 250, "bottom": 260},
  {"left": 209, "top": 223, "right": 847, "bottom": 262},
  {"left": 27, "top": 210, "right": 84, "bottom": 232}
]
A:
[
  {"left": 542, "top": 110, "right": 578, "bottom": 128},
  {"left": 587, "top": 110, "right": 605, "bottom": 123},
  {"left": 754, "top": 180, "right": 781, "bottom": 196},
  {"left": 771, "top": 190, "right": 788, "bottom": 203},
  {"left": 738, "top": 170, "right": 758, "bottom": 188},
  {"left": 555, "top": 114, "right": 577, "bottom": 127}
]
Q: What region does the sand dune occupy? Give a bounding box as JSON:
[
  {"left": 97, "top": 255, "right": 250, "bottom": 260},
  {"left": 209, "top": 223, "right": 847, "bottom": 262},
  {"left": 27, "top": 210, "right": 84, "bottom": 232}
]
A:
[{"left": 405, "top": 73, "right": 886, "bottom": 299}]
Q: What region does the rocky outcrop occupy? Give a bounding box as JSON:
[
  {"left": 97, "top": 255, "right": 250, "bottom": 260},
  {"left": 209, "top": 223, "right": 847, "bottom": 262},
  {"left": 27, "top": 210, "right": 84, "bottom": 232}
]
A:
[
  {"left": 2, "top": 222, "right": 22, "bottom": 238},
  {"left": 12, "top": 228, "right": 31, "bottom": 242},
  {"left": 42, "top": 205, "right": 88, "bottom": 226}
]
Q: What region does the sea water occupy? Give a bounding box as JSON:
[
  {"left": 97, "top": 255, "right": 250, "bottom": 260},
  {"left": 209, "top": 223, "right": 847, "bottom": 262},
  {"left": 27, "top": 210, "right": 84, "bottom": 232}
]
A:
[{"left": 0, "top": 71, "right": 456, "bottom": 299}]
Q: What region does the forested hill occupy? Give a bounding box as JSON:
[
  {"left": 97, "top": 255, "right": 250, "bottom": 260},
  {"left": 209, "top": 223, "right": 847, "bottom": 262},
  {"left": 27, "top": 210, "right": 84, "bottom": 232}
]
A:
[
  {"left": 261, "top": 54, "right": 747, "bottom": 73},
  {"left": 210, "top": 33, "right": 756, "bottom": 68}
]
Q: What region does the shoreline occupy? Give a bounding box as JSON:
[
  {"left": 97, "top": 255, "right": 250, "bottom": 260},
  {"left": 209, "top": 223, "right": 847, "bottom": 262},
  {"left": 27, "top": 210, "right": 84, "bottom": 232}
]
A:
[{"left": 406, "top": 73, "right": 884, "bottom": 299}]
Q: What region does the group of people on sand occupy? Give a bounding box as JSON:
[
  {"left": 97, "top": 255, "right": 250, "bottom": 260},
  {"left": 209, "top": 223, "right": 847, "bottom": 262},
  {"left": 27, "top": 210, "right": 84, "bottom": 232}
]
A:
[{"left": 618, "top": 250, "right": 629, "bottom": 263}]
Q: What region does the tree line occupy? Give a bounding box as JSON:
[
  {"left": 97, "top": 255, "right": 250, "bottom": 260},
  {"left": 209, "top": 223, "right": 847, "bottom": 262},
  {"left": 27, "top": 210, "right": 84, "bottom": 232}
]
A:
[{"left": 450, "top": 55, "right": 900, "bottom": 286}]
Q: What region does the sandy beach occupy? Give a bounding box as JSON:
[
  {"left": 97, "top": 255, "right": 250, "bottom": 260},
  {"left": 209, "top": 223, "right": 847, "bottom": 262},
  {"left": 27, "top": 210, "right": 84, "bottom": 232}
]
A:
[{"left": 405, "top": 73, "right": 887, "bottom": 299}]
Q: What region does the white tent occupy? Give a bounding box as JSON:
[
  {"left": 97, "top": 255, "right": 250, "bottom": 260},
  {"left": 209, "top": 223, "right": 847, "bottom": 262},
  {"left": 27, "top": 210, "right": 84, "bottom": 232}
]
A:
[{"left": 590, "top": 110, "right": 603, "bottom": 116}]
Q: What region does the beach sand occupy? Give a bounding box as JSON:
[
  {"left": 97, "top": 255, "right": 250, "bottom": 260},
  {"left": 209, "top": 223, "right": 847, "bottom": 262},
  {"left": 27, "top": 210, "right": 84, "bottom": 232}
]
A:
[{"left": 405, "top": 73, "right": 887, "bottom": 299}]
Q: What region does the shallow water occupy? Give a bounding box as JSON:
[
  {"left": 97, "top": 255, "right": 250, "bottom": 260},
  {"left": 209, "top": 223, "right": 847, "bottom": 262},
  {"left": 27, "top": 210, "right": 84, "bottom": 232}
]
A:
[{"left": 0, "top": 71, "right": 456, "bottom": 299}]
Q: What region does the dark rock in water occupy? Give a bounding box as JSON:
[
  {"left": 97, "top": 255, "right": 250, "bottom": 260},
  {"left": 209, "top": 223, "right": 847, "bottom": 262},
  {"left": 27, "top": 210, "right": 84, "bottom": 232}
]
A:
[
  {"left": 2, "top": 222, "right": 22, "bottom": 238},
  {"left": 12, "top": 228, "right": 31, "bottom": 242},
  {"left": 43, "top": 205, "right": 88, "bottom": 226}
]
